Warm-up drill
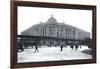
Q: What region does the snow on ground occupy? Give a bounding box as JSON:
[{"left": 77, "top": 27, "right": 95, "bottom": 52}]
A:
[{"left": 18, "top": 46, "right": 92, "bottom": 63}]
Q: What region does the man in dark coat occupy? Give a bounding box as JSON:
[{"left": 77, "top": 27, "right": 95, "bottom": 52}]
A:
[
  {"left": 60, "top": 45, "right": 63, "bottom": 51},
  {"left": 34, "top": 40, "right": 39, "bottom": 53},
  {"left": 75, "top": 44, "right": 78, "bottom": 50},
  {"left": 70, "top": 45, "right": 74, "bottom": 50}
]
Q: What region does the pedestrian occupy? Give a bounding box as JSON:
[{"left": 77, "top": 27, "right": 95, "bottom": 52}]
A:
[
  {"left": 75, "top": 45, "right": 78, "bottom": 50},
  {"left": 17, "top": 41, "right": 24, "bottom": 52},
  {"left": 60, "top": 45, "right": 63, "bottom": 51},
  {"left": 34, "top": 40, "right": 39, "bottom": 53},
  {"left": 70, "top": 45, "right": 74, "bottom": 50},
  {"left": 60, "top": 42, "right": 64, "bottom": 51},
  {"left": 34, "top": 45, "right": 39, "bottom": 52}
]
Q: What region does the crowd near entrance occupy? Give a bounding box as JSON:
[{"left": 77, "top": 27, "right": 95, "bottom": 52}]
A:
[{"left": 17, "top": 35, "right": 92, "bottom": 52}]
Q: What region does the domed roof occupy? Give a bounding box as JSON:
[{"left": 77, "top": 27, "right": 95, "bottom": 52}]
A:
[
  {"left": 29, "top": 15, "right": 77, "bottom": 29},
  {"left": 47, "top": 15, "right": 57, "bottom": 23}
]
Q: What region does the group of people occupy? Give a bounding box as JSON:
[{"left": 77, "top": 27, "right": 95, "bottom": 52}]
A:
[
  {"left": 33, "top": 41, "right": 80, "bottom": 53},
  {"left": 60, "top": 45, "right": 80, "bottom": 52},
  {"left": 34, "top": 44, "right": 79, "bottom": 53},
  {"left": 17, "top": 40, "right": 81, "bottom": 52},
  {"left": 70, "top": 45, "right": 79, "bottom": 50}
]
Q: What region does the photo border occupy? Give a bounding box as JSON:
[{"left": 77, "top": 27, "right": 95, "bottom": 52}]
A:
[{"left": 10, "top": 1, "right": 96, "bottom": 68}]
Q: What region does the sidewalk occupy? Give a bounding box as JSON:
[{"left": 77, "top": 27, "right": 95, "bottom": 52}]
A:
[{"left": 18, "top": 46, "right": 92, "bottom": 63}]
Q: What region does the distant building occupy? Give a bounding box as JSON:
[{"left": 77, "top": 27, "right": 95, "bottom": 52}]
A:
[{"left": 21, "top": 15, "right": 90, "bottom": 40}]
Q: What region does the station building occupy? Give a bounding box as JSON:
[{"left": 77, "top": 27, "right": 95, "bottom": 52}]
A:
[{"left": 21, "top": 15, "right": 90, "bottom": 40}]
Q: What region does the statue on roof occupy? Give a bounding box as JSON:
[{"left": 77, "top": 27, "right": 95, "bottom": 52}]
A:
[{"left": 47, "top": 15, "right": 57, "bottom": 23}]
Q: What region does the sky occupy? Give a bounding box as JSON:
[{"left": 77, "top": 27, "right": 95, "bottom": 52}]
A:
[{"left": 18, "top": 6, "right": 92, "bottom": 35}]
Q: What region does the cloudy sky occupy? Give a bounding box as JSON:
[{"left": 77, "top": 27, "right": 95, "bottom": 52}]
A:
[{"left": 18, "top": 6, "right": 92, "bottom": 35}]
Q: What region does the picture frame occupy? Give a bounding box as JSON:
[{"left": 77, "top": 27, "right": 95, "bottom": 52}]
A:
[{"left": 10, "top": 1, "right": 96, "bottom": 68}]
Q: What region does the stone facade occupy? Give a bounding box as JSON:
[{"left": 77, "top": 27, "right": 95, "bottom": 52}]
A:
[{"left": 21, "top": 15, "right": 90, "bottom": 40}]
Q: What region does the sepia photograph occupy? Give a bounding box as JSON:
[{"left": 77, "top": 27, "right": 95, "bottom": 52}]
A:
[{"left": 17, "top": 5, "right": 92, "bottom": 63}]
